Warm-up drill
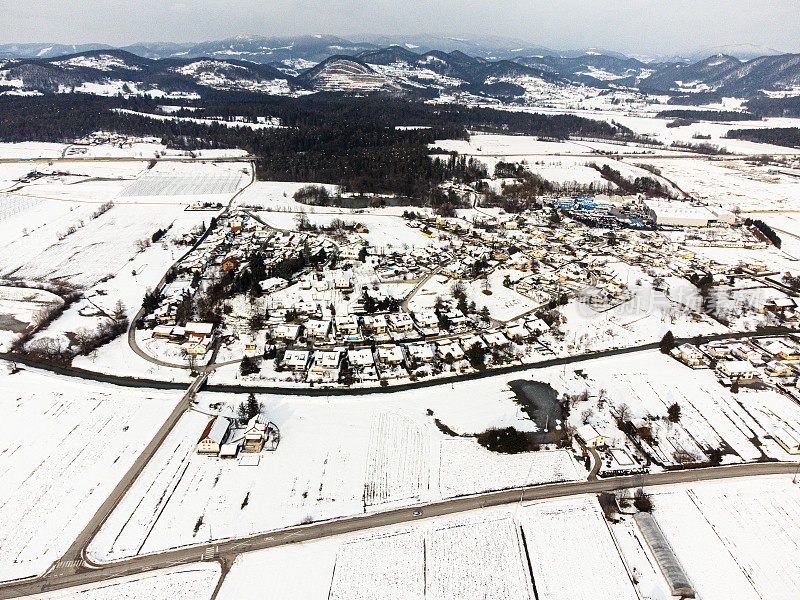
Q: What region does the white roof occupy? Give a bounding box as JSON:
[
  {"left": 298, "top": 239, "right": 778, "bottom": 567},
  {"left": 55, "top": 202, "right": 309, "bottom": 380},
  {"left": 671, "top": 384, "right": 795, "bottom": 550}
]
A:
[
  {"left": 201, "top": 416, "right": 230, "bottom": 445},
  {"left": 774, "top": 427, "right": 800, "bottom": 450},
  {"left": 719, "top": 360, "right": 756, "bottom": 375},
  {"left": 186, "top": 321, "right": 214, "bottom": 335},
  {"left": 576, "top": 424, "right": 603, "bottom": 442},
  {"left": 348, "top": 348, "right": 374, "bottom": 365}
]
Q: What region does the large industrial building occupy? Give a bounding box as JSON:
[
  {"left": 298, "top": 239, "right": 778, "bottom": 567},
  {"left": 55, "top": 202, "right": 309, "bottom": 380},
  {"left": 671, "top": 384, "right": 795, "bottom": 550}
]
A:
[{"left": 645, "top": 200, "right": 736, "bottom": 227}]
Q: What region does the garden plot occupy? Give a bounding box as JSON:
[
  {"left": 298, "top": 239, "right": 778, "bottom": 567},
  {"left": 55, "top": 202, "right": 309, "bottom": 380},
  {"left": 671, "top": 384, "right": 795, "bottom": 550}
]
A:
[
  {"left": 426, "top": 516, "right": 532, "bottom": 600},
  {"left": 0, "top": 370, "right": 179, "bottom": 581},
  {"left": 34, "top": 563, "right": 220, "bottom": 600},
  {"left": 90, "top": 382, "right": 586, "bottom": 562},
  {"left": 651, "top": 476, "right": 800, "bottom": 600},
  {"left": 519, "top": 497, "right": 637, "bottom": 600},
  {"left": 539, "top": 351, "right": 800, "bottom": 466},
  {"left": 118, "top": 162, "right": 248, "bottom": 199},
  {"left": 329, "top": 531, "right": 423, "bottom": 600}
]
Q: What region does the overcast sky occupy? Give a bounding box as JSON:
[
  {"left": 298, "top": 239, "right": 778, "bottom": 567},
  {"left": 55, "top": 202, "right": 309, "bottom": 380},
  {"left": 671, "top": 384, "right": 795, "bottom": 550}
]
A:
[{"left": 2, "top": 0, "right": 799, "bottom": 56}]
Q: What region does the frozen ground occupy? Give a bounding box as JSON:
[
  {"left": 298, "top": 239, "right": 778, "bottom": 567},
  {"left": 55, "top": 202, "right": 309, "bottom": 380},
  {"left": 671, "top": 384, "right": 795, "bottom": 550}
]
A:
[
  {"left": 88, "top": 380, "right": 584, "bottom": 562},
  {"left": 0, "top": 285, "right": 63, "bottom": 350},
  {"left": 0, "top": 369, "right": 180, "bottom": 581},
  {"left": 647, "top": 159, "right": 800, "bottom": 212},
  {"left": 217, "top": 495, "right": 638, "bottom": 600},
  {"left": 630, "top": 475, "right": 800, "bottom": 600},
  {"left": 30, "top": 564, "right": 220, "bottom": 600}
]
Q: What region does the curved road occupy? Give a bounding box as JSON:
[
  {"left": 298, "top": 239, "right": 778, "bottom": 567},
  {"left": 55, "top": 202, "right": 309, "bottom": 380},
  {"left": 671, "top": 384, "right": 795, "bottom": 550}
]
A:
[{"left": 0, "top": 461, "right": 796, "bottom": 599}]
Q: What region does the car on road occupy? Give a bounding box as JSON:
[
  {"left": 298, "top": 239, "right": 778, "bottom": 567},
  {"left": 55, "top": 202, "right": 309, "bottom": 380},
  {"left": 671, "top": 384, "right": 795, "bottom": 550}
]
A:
[{"left": 412, "top": 510, "right": 422, "bottom": 516}]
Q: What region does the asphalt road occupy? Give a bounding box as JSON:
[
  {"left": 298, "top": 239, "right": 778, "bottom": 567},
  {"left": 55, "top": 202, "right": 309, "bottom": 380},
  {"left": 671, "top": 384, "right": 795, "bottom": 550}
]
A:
[{"left": 0, "top": 461, "right": 796, "bottom": 599}]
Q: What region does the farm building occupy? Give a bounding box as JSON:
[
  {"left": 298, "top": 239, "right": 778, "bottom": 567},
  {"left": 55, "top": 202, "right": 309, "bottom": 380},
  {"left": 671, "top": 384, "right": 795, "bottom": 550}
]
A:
[
  {"left": 185, "top": 322, "right": 214, "bottom": 342},
  {"left": 774, "top": 428, "right": 800, "bottom": 454},
  {"left": 197, "top": 416, "right": 232, "bottom": 455}
]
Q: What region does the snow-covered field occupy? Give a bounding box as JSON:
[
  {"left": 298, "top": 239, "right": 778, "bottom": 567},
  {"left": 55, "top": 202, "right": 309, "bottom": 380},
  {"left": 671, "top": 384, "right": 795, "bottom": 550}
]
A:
[
  {"left": 0, "top": 369, "right": 180, "bottom": 581},
  {"left": 0, "top": 285, "right": 63, "bottom": 350},
  {"left": 119, "top": 162, "right": 248, "bottom": 199},
  {"left": 217, "top": 494, "right": 639, "bottom": 600},
  {"left": 30, "top": 564, "right": 220, "bottom": 600},
  {"left": 648, "top": 159, "right": 800, "bottom": 212},
  {"left": 88, "top": 381, "right": 584, "bottom": 563},
  {"left": 645, "top": 475, "right": 800, "bottom": 600},
  {"left": 519, "top": 497, "right": 637, "bottom": 600}
]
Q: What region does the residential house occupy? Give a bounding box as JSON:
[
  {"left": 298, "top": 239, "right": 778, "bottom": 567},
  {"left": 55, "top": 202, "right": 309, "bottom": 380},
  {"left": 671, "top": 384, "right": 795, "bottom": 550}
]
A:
[
  {"left": 275, "top": 323, "right": 302, "bottom": 343},
  {"left": 335, "top": 315, "right": 360, "bottom": 337},
  {"left": 363, "top": 314, "right": 388, "bottom": 335},
  {"left": 716, "top": 360, "right": 758, "bottom": 382},
  {"left": 284, "top": 349, "right": 311, "bottom": 372},
  {"left": 347, "top": 348, "right": 375, "bottom": 369},
  {"left": 575, "top": 424, "right": 607, "bottom": 448},
  {"left": 674, "top": 344, "right": 704, "bottom": 367},
  {"left": 436, "top": 340, "right": 464, "bottom": 362},
  {"left": 242, "top": 414, "right": 269, "bottom": 453},
  {"left": 388, "top": 312, "right": 414, "bottom": 333},
  {"left": 377, "top": 345, "right": 404, "bottom": 366},
  {"left": 407, "top": 342, "right": 434, "bottom": 363}
]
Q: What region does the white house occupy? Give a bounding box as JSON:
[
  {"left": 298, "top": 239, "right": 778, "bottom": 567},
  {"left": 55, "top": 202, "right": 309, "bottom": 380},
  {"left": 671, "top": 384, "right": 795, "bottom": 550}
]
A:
[
  {"left": 348, "top": 348, "right": 375, "bottom": 368},
  {"left": 575, "top": 424, "right": 607, "bottom": 448},
  {"left": 716, "top": 360, "right": 758, "bottom": 382},
  {"left": 284, "top": 349, "right": 311, "bottom": 372},
  {"left": 388, "top": 312, "right": 414, "bottom": 332}
]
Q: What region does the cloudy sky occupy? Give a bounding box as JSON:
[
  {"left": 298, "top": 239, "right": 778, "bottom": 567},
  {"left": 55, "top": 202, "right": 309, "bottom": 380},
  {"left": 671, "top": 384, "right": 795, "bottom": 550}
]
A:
[{"left": 2, "top": 0, "right": 799, "bottom": 56}]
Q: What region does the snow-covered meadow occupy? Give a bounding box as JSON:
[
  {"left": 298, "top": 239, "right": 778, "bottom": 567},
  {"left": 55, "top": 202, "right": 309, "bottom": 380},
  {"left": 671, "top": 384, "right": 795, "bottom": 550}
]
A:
[
  {"left": 29, "top": 564, "right": 220, "bottom": 600},
  {"left": 88, "top": 380, "right": 585, "bottom": 563},
  {"left": 631, "top": 475, "right": 800, "bottom": 600},
  {"left": 217, "top": 495, "right": 638, "bottom": 600},
  {"left": 0, "top": 369, "right": 180, "bottom": 581}
]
